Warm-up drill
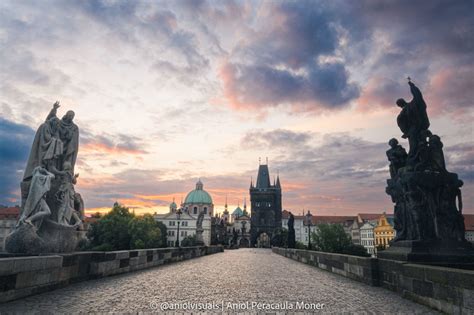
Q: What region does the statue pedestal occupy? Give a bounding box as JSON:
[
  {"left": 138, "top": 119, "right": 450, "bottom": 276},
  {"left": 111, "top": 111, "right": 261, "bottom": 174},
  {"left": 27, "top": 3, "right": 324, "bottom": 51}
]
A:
[{"left": 378, "top": 240, "right": 474, "bottom": 266}]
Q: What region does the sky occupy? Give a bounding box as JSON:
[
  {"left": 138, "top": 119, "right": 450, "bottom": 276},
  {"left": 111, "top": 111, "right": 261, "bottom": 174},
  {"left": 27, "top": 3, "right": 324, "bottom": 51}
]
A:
[{"left": 0, "top": 0, "right": 473, "bottom": 216}]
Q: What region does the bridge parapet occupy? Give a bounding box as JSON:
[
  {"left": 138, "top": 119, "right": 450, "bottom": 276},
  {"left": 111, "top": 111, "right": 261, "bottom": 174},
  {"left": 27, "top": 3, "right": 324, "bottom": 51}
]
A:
[
  {"left": 0, "top": 246, "right": 223, "bottom": 303},
  {"left": 273, "top": 247, "right": 474, "bottom": 314}
]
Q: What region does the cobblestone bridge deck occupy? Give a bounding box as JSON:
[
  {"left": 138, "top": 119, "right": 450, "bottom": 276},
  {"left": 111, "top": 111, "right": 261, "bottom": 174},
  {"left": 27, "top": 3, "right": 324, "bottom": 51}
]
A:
[{"left": 0, "top": 249, "right": 438, "bottom": 313}]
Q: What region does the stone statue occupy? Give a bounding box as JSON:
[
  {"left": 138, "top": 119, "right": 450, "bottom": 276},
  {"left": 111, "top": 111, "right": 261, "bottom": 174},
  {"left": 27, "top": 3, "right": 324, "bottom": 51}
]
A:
[
  {"left": 195, "top": 210, "right": 205, "bottom": 246},
  {"left": 23, "top": 109, "right": 64, "bottom": 181},
  {"left": 18, "top": 167, "right": 55, "bottom": 229},
  {"left": 382, "top": 79, "right": 473, "bottom": 263},
  {"left": 396, "top": 79, "right": 430, "bottom": 164},
  {"left": 6, "top": 102, "right": 85, "bottom": 254},
  {"left": 386, "top": 138, "right": 408, "bottom": 178},
  {"left": 287, "top": 212, "right": 296, "bottom": 248},
  {"left": 56, "top": 161, "right": 82, "bottom": 227},
  {"left": 46, "top": 102, "right": 79, "bottom": 173}
]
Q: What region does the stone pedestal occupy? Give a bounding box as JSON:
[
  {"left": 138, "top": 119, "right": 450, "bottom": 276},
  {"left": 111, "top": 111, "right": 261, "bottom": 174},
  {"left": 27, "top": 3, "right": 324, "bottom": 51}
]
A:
[{"left": 379, "top": 240, "right": 474, "bottom": 264}]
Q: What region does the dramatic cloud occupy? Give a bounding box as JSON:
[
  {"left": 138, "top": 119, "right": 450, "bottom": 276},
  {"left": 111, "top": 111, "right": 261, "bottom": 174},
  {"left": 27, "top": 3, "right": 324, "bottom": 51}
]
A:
[
  {"left": 0, "top": 1, "right": 472, "bottom": 215},
  {"left": 0, "top": 118, "right": 34, "bottom": 205}
]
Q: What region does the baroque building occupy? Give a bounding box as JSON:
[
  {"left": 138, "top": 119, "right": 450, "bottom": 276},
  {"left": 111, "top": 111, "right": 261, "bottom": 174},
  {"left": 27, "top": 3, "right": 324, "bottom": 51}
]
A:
[
  {"left": 374, "top": 213, "right": 395, "bottom": 250},
  {"left": 250, "top": 163, "right": 282, "bottom": 247},
  {"left": 154, "top": 180, "right": 213, "bottom": 246}
]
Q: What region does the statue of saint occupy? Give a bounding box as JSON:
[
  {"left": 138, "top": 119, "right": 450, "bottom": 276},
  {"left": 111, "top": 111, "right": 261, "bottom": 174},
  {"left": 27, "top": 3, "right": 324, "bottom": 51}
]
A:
[
  {"left": 18, "top": 167, "right": 55, "bottom": 228},
  {"left": 46, "top": 101, "right": 80, "bottom": 173},
  {"left": 55, "top": 161, "right": 82, "bottom": 228},
  {"left": 23, "top": 103, "right": 64, "bottom": 181},
  {"left": 386, "top": 138, "right": 408, "bottom": 178},
  {"left": 287, "top": 212, "right": 296, "bottom": 248},
  {"left": 396, "top": 79, "right": 430, "bottom": 161}
]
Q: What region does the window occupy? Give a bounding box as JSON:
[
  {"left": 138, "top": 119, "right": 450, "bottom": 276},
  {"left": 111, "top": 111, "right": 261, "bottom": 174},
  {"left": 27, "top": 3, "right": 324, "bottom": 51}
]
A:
[
  {"left": 204, "top": 207, "right": 207, "bottom": 214},
  {"left": 169, "top": 221, "right": 175, "bottom": 226},
  {"left": 182, "top": 221, "right": 188, "bottom": 227},
  {"left": 193, "top": 207, "right": 198, "bottom": 214}
]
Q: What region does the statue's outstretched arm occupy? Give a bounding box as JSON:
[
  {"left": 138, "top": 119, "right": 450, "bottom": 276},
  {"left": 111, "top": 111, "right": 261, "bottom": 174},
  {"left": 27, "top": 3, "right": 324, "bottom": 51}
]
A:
[
  {"left": 409, "top": 81, "right": 424, "bottom": 104},
  {"left": 46, "top": 101, "right": 60, "bottom": 121}
]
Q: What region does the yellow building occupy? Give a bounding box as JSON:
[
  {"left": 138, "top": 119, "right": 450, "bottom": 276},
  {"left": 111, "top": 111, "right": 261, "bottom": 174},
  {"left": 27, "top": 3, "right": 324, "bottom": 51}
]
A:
[{"left": 374, "top": 213, "right": 395, "bottom": 249}]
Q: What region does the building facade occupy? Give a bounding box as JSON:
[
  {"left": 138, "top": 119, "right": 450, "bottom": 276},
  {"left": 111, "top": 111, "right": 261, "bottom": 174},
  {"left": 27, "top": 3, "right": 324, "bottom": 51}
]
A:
[
  {"left": 250, "top": 164, "right": 282, "bottom": 247},
  {"left": 0, "top": 207, "right": 20, "bottom": 252},
  {"left": 374, "top": 213, "right": 395, "bottom": 250},
  {"left": 154, "top": 180, "right": 213, "bottom": 246},
  {"left": 360, "top": 222, "right": 375, "bottom": 256},
  {"left": 464, "top": 214, "right": 474, "bottom": 243}
]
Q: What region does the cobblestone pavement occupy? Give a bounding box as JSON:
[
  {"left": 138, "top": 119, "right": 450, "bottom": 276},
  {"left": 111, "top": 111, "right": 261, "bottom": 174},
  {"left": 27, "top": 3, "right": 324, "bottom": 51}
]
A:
[{"left": 0, "top": 249, "right": 438, "bottom": 314}]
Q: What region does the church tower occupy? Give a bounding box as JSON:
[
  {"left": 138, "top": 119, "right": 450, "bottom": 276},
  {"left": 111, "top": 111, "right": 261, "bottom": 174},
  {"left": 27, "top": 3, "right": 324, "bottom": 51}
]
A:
[{"left": 250, "top": 161, "right": 282, "bottom": 247}]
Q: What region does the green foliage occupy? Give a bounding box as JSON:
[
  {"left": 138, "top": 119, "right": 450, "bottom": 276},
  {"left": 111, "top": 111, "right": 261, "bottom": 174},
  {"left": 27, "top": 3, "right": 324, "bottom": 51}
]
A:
[
  {"left": 128, "top": 214, "right": 162, "bottom": 249},
  {"left": 311, "top": 223, "right": 369, "bottom": 257},
  {"left": 87, "top": 203, "right": 166, "bottom": 251},
  {"left": 343, "top": 244, "right": 371, "bottom": 257},
  {"left": 271, "top": 228, "right": 288, "bottom": 247},
  {"left": 295, "top": 241, "right": 306, "bottom": 249},
  {"left": 181, "top": 234, "right": 197, "bottom": 247},
  {"left": 156, "top": 221, "right": 168, "bottom": 248}
]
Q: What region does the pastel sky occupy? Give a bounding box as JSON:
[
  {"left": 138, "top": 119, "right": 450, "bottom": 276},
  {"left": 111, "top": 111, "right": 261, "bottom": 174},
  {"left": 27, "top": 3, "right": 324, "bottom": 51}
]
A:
[{"left": 1, "top": 0, "right": 473, "bottom": 216}]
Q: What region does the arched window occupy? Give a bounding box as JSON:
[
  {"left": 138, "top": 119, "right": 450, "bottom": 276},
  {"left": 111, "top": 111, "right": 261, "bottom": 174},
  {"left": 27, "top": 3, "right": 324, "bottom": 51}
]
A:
[
  {"left": 193, "top": 207, "right": 197, "bottom": 214},
  {"left": 204, "top": 207, "right": 207, "bottom": 214}
]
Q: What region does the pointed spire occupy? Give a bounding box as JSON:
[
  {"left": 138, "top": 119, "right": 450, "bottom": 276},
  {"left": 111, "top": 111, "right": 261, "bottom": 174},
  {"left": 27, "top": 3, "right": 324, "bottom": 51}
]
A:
[
  {"left": 276, "top": 174, "right": 281, "bottom": 188},
  {"left": 225, "top": 194, "right": 228, "bottom": 211},
  {"left": 250, "top": 176, "right": 253, "bottom": 188},
  {"left": 243, "top": 197, "right": 247, "bottom": 210}
]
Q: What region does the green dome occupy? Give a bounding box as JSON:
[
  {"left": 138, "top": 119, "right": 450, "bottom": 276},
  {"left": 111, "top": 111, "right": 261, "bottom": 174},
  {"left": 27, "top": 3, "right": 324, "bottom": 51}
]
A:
[
  {"left": 184, "top": 180, "right": 213, "bottom": 204},
  {"left": 232, "top": 206, "right": 243, "bottom": 217}
]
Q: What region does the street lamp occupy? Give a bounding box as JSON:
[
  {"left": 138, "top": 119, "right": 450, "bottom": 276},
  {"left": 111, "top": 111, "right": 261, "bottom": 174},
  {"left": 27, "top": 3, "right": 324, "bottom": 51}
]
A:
[
  {"left": 306, "top": 210, "right": 313, "bottom": 250},
  {"left": 176, "top": 207, "right": 183, "bottom": 247}
]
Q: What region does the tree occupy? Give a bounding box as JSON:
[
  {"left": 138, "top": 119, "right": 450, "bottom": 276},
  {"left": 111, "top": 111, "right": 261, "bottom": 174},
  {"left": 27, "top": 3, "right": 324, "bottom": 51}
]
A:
[
  {"left": 87, "top": 203, "right": 166, "bottom": 251},
  {"left": 128, "top": 214, "right": 162, "bottom": 249},
  {"left": 272, "top": 228, "right": 288, "bottom": 247},
  {"left": 88, "top": 203, "right": 134, "bottom": 251},
  {"left": 181, "top": 234, "right": 197, "bottom": 247},
  {"left": 311, "top": 223, "right": 370, "bottom": 257},
  {"left": 156, "top": 221, "right": 168, "bottom": 247},
  {"left": 295, "top": 241, "right": 306, "bottom": 249}
]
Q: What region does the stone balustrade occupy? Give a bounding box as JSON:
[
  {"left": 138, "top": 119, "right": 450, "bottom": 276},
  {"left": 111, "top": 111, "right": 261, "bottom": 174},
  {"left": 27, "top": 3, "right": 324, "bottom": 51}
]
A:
[
  {"left": 273, "top": 247, "right": 474, "bottom": 314},
  {"left": 0, "top": 246, "right": 223, "bottom": 303}
]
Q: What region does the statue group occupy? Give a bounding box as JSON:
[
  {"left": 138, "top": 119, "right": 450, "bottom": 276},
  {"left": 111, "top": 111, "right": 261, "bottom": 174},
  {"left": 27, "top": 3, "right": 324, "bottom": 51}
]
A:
[
  {"left": 383, "top": 79, "right": 473, "bottom": 262},
  {"left": 6, "top": 102, "right": 86, "bottom": 254}
]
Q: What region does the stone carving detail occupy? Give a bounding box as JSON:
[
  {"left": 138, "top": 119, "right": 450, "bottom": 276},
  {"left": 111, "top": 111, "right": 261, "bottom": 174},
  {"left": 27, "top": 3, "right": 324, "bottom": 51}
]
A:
[
  {"left": 386, "top": 80, "right": 466, "bottom": 243},
  {"left": 6, "top": 102, "right": 85, "bottom": 254},
  {"left": 287, "top": 212, "right": 296, "bottom": 248}
]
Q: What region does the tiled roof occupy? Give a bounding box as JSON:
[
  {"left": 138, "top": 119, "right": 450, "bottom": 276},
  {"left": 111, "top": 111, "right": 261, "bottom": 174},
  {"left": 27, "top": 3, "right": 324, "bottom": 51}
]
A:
[
  {"left": 358, "top": 213, "right": 383, "bottom": 221},
  {"left": 0, "top": 206, "right": 20, "bottom": 219}
]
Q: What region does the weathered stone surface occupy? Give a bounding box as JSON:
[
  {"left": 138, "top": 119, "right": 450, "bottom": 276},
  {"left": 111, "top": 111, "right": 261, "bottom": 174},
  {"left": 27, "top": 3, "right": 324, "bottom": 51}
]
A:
[
  {"left": 0, "top": 249, "right": 436, "bottom": 314},
  {"left": 274, "top": 247, "right": 473, "bottom": 313},
  {"left": 7, "top": 103, "right": 86, "bottom": 255},
  {"left": 0, "top": 246, "right": 223, "bottom": 303}
]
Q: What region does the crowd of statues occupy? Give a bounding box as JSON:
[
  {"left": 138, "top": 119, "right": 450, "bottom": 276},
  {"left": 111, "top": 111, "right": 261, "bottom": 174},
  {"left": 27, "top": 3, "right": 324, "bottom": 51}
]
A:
[
  {"left": 386, "top": 80, "right": 466, "bottom": 243},
  {"left": 6, "top": 102, "right": 85, "bottom": 253}
]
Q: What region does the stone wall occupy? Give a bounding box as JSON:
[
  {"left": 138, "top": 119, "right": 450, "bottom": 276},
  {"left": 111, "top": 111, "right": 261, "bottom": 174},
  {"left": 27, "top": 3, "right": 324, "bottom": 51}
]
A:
[
  {"left": 273, "top": 247, "right": 474, "bottom": 314},
  {"left": 0, "top": 246, "right": 223, "bottom": 303}
]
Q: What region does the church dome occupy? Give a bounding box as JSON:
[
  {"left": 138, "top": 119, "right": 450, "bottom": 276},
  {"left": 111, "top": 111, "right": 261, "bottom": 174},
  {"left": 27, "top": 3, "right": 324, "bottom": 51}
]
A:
[
  {"left": 232, "top": 206, "right": 243, "bottom": 217},
  {"left": 184, "top": 180, "right": 213, "bottom": 205}
]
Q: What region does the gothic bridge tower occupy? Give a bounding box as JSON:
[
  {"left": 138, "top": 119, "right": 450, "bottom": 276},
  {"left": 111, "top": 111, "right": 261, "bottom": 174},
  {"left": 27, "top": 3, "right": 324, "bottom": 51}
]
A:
[{"left": 250, "top": 162, "right": 282, "bottom": 247}]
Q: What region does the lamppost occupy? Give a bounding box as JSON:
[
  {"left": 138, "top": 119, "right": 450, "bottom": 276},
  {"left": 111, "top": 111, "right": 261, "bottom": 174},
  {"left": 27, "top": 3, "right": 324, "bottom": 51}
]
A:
[
  {"left": 176, "top": 207, "right": 183, "bottom": 247},
  {"left": 306, "top": 210, "right": 313, "bottom": 250}
]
